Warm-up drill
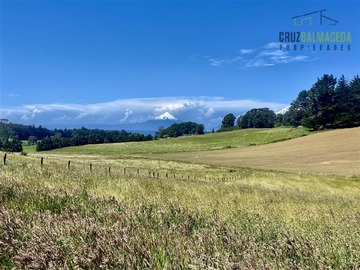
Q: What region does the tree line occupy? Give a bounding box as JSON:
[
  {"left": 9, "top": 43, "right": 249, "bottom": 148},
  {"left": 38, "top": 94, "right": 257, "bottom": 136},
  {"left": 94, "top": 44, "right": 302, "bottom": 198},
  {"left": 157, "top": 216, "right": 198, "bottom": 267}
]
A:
[
  {"left": 156, "top": 122, "right": 205, "bottom": 138},
  {"left": 220, "top": 108, "right": 277, "bottom": 131},
  {"left": 281, "top": 74, "right": 360, "bottom": 129},
  {"left": 36, "top": 128, "right": 153, "bottom": 151},
  {"left": 0, "top": 121, "right": 153, "bottom": 152},
  {"left": 0, "top": 120, "right": 205, "bottom": 152},
  {"left": 220, "top": 74, "right": 359, "bottom": 131}
]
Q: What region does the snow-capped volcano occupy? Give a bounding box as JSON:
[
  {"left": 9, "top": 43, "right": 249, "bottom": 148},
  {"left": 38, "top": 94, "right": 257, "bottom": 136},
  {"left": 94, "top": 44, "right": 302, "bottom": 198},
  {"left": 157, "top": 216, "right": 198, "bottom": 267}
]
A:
[{"left": 155, "top": 112, "right": 177, "bottom": 120}]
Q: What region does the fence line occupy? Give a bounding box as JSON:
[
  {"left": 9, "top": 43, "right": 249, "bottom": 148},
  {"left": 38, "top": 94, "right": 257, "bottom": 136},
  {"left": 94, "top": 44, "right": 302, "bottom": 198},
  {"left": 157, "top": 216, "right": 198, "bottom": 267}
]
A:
[{"left": 1, "top": 153, "right": 251, "bottom": 182}]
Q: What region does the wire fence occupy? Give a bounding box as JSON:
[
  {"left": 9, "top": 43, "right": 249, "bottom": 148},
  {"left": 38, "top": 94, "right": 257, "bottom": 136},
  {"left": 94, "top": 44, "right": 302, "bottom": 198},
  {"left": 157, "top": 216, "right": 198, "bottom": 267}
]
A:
[{"left": 1, "top": 153, "right": 252, "bottom": 182}]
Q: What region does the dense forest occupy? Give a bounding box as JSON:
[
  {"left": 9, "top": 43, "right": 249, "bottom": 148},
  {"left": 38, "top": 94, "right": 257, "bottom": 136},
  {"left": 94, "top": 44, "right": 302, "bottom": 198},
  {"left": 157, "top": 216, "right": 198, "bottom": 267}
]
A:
[
  {"left": 281, "top": 74, "right": 360, "bottom": 129},
  {"left": 36, "top": 128, "right": 153, "bottom": 151},
  {"left": 221, "top": 74, "right": 360, "bottom": 131},
  {"left": 0, "top": 120, "right": 153, "bottom": 152}
]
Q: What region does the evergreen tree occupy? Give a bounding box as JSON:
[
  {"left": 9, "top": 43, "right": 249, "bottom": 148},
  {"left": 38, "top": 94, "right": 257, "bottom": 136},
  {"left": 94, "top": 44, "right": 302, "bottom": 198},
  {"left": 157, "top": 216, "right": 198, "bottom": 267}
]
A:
[
  {"left": 221, "top": 114, "right": 236, "bottom": 129},
  {"left": 283, "top": 90, "right": 311, "bottom": 126},
  {"left": 306, "top": 74, "right": 337, "bottom": 129},
  {"left": 333, "top": 75, "right": 360, "bottom": 128},
  {"left": 284, "top": 74, "right": 360, "bottom": 130}
]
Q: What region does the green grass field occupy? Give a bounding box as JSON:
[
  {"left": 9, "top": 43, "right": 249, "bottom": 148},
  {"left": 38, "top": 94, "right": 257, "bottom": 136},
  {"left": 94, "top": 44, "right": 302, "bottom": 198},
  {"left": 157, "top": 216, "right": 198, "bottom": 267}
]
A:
[
  {"left": 1, "top": 127, "right": 359, "bottom": 269},
  {"left": 44, "top": 127, "right": 310, "bottom": 157}
]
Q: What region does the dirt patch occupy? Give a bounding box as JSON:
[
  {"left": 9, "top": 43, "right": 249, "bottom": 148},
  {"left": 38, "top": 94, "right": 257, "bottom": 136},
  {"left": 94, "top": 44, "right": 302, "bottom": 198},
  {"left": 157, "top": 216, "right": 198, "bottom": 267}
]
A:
[{"left": 160, "top": 127, "right": 360, "bottom": 176}]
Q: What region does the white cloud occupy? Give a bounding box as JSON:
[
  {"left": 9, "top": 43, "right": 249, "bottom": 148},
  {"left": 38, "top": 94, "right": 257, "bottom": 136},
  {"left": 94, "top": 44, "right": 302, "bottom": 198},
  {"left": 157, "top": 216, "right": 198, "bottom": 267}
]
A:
[
  {"left": 263, "top": 42, "right": 281, "bottom": 49},
  {"left": 240, "top": 49, "right": 254, "bottom": 54},
  {"left": 207, "top": 58, "right": 226, "bottom": 67},
  {"left": 120, "top": 109, "right": 133, "bottom": 122},
  {"left": 7, "top": 93, "right": 20, "bottom": 98},
  {"left": 206, "top": 56, "right": 242, "bottom": 67},
  {"left": 250, "top": 42, "right": 313, "bottom": 67},
  {"left": 31, "top": 109, "right": 42, "bottom": 118},
  {"left": 53, "top": 115, "right": 70, "bottom": 122},
  {"left": 205, "top": 107, "right": 215, "bottom": 117},
  {"left": 207, "top": 42, "right": 314, "bottom": 69},
  {"left": 275, "top": 106, "right": 290, "bottom": 114},
  {"left": 154, "top": 103, "right": 188, "bottom": 113},
  {"left": 257, "top": 49, "right": 285, "bottom": 58},
  {"left": 246, "top": 59, "right": 274, "bottom": 68},
  {"left": 0, "top": 97, "right": 289, "bottom": 129},
  {"left": 76, "top": 113, "right": 89, "bottom": 119},
  {"left": 20, "top": 114, "right": 30, "bottom": 121}
]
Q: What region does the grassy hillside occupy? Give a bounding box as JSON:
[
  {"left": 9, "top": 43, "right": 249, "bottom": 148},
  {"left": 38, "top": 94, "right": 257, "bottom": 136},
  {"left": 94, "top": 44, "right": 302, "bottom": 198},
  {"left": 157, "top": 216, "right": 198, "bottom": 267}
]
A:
[
  {"left": 2, "top": 127, "right": 359, "bottom": 269},
  {"left": 43, "top": 127, "right": 310, "bottom": 157},
  {"left": 1, "top": 154, "right": 359, "bottom": 269},
  {"left": 162, "top": 127, "right": 360, "bottom": 176}
]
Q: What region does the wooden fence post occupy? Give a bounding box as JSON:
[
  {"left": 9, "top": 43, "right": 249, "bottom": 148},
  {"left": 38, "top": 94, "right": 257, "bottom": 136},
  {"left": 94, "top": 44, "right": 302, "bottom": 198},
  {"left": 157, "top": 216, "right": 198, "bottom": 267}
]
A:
[
  {"left": 67, "top": 160, "right": 71, "bottom": 170},
  {"left": 40, "top": 157, "right": 44, "bottom": 167},
  {"left": 89, "top": 163, "right": 92, "bottom": 172},
  {"left": 3, "top": 153, "right": 7, "bottom": 166},
  {"left": 108, "top": 167, "right": 111, "bottom": 176}
]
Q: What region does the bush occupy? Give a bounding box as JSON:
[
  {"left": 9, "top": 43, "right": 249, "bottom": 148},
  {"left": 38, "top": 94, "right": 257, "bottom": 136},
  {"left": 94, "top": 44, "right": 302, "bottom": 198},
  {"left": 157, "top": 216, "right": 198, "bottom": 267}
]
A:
[{"left": 1, "top": 139, "right": 23, "bottom": 152}]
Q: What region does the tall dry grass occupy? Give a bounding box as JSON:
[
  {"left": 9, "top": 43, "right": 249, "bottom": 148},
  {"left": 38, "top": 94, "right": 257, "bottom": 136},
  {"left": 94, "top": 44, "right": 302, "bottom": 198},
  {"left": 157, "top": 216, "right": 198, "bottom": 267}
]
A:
[{"left": 1, "top": 153, "right": 359, "bottom": 269}]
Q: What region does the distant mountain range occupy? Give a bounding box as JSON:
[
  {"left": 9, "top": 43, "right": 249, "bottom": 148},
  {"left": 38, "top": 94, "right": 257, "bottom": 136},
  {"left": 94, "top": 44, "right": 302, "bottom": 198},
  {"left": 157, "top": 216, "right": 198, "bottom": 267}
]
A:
[{"left": 44, "top": 118, "right": 180, "bottom": 135}]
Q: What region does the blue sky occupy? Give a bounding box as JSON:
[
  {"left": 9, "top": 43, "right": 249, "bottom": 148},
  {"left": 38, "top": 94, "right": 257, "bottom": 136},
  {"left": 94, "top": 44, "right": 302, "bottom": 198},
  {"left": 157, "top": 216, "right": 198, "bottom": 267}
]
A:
[{"left": 1, "top": 0, "right": 359, "bottom": 130}]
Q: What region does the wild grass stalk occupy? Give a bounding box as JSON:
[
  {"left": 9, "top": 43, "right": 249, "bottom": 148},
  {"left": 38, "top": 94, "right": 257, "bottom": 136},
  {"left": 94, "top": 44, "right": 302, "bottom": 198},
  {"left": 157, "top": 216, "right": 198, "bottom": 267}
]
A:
[{"left": 1, "top": 153, "right": 359, "bottom": 269}]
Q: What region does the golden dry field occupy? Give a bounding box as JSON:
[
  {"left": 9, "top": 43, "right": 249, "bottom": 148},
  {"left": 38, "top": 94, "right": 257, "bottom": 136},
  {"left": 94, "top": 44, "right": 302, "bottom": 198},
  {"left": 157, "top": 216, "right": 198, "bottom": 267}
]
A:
[{"left": 160, "top": 127, "right": 360, "bottom": 175}]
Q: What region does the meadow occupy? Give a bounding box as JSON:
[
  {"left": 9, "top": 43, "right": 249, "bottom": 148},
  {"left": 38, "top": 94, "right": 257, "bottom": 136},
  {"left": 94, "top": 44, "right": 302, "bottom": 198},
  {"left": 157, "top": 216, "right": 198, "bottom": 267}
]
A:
[
  {"left": 43, "top": 127, "right": 310, "bottom": 157},
  {"left": 1, "top": 127, "right": 360, "bottom": 269}
]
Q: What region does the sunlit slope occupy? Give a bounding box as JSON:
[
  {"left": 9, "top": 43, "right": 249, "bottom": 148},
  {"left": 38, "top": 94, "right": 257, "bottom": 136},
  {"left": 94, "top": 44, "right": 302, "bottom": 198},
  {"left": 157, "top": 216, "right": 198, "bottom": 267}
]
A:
[
  {"left": 45, "top": 127, "right": 310, "bottom": 156},
  {"left": 161, "top": 127, "right": 360, "bottom": 175}
]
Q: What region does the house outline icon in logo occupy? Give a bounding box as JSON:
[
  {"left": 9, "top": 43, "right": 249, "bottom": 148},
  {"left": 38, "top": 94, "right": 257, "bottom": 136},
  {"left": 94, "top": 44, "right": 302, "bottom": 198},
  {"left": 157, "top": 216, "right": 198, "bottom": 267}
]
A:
[{"left": 292, "top": 9, "right": 339, "bottom": 26}]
